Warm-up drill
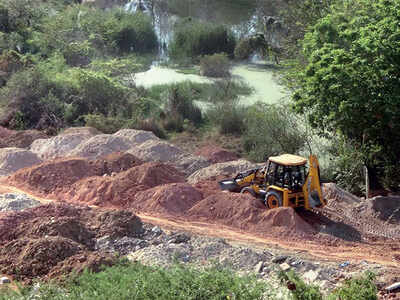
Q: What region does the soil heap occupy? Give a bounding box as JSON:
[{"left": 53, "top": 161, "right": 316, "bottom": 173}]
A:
[
  {"left": 127, "top": 139, "right": 184, "bottom": 162},
  {"left": 187, "top": 159, "right": 258, "bottom": 184},
  {"left": 127, "top": 139, "right": 210, "bottom": 176},
  {"left": 195, "top": 145, "right": 239, "bottom": 163},
  {"left": 69, "top": 134, "right": 132, "bottom": 159},
  {"left": 0, "top": 148, "right": 42, "bottom": 177},
  {"left": 63, "top": 162, "right": 185, "bottom": 208},
  {"left": 0, "top": 193, "right": 41, "bottom": 212},
  {"left": 30, "top": 132, "right": 95, "bottom": 160},
  {"left": 0, "top": 130, "right": 48, "bottom": 149},
  {"left": 188, "top": 192, "right": 316, "bottom": 237},
  {"left": 0, "top": 126, "right": 14, "bottom": 139},
  {"left": 113, "top": 129, "right": 159, "bottom": 146},
  {"left": 61, "top": 126, "right": 101, "bottom": 136},
  {"left": 0, "top": 203, "right": 142, "bottom": 282},
  {"left": 133, "top": 183, "right": 203, "bottom": 216},
  {"left": 6, "top": 153, "right": 142, "bottom": 196}
]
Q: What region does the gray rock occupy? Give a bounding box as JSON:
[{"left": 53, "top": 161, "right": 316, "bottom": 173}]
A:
[
  {"left": 151, "top": 226, "right": 162, "bottom": 234},
  {"left": 254, "top": 261, "right": 264, "bottom": 273},
  {"left": 279, "top": 263, "right": 291, "bottom": 271},
  {"left": 303, "top": 269, "right": 319, "bottom": 282},
  {"left": 272, "top": 255, "right": 288, "bottom": 264},
  {"left": 385, "top": 282, "right": 400, "bottom": 291},
  {"left": 0, "top": 277, "right": 10, "bottom": 284}
]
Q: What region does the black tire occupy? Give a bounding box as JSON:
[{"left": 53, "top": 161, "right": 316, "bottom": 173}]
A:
[
  {"left": 240, "top": 187, "right": 256, "bottom": 197},
  {"left": 265, "top": 190, "right": 283, "bottom": 209}
]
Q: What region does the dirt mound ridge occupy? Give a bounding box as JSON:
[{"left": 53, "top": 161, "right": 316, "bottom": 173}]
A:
[
  {"left": 63, "top": 162, "right": 185, "bottom": 208},
  {"left": 187, "top": 159, "right": 258, "bottom": 184},
  {"left": 0, "top": 203, "right": 142, "bottom": 282},
  {"left": 0, "top": 148, "right": 42, "bottom": 177},
  {"left": 127, "top": 139, "right": 184, "bottom": 162},
  {"left": 61, "top": 127, "right": 101, "bottom": 136},
  {"left": 133, "top": 183, "right": 203, "bottom": 216},
  {"left": 188, "top": 192, "right": 315, "bottom": 237},
  {"left": 195, "top": 145, "right": 239, "bottom": 163},
  {"left": 367, "top": 196, "right": 400, "bottom": 223},
  {"left": 0, "top": 126, "right": 14, "bottom": 139},
  {"left": 7, "top": 153, "right": 141, "bottom": 196},
  {"left": 69, "top": 134, "right": 132, "bottom": 159},
  {"left": 0, "top": 130, "right": 48, "bottom": 148},
  {"left": 113, "top": 129, "right": 159, "bottom": 145},
  {"left": 30, "top": 133, "right": 94, "bottom": 160},
  {"left": 93, "top": 152, "right": 142, "bottom": 175},
  {"left": 7, "top": 157, "right": 98, "bottom": 195}
]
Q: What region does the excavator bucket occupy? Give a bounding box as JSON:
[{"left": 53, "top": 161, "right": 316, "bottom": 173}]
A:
[{"left": 218, "top": 179, "right": 240, "bottom": 192}]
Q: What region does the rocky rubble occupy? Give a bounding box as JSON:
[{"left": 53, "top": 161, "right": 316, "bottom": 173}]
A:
[
  {"left": 0, "top": 148, "right": 42, "bottom": 177},
  {"left": 0, "top": 193, "right": 41, "bottom": 212}
]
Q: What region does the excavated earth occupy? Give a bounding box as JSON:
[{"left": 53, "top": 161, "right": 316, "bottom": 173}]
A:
[{"left": 0, "top": 128, "right": 399, "bottom": 297}]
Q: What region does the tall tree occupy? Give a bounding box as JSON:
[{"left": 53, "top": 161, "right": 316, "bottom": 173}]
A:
[{"left": 292, "top": 0, "right": 400, "bottom": 190}]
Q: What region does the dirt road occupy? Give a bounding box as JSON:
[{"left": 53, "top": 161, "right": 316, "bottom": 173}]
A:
[{"left": 1, "top": 183, "right": 399, "bottom": 268}]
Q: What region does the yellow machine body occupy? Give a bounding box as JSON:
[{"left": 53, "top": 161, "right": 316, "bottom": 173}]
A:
[{"left": 219, "top": 154, "right": 325, "bottom": 210}]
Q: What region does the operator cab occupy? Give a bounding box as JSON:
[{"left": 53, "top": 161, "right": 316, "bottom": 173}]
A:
[{"left": 265, "top": 154, "right": 308, "bottom": 192}]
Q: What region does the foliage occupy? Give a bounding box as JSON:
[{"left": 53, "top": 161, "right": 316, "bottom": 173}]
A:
[
  {"left": 242, "top": 103, "right": 306, "bottom": 162},
  {"left": 291, "top": 0, "right": 400, "bottom": 190},
  {"left": 324, "top": 137, "right": 366, "bottom": 195},
  {"left": 169, "top": 18, "right": 236, "bottom": 62},
  {"left": 12, "top": 261, "right": 268, "bottom": 300},
  {"left": 30, "top": 6, "right": 157, "bottom": 63},
  {"left": 206, "top": 98, "right": 246, "bottom": 135},
  {"left": 327, "top": 272, "right": 377, "bottom": 300},
  {"left": 234, "top": 35, "right": 268, "bottom": 60},
  {"left": 162, "top": 84, "right": 203, "bottom": 131},
  {"left": 199, "top": 53, "right": 231, "bottom": 78},
  {"left": 278, "top": 269, "right": 323, "bottom": 300},
  {"left": 84, "top": 114, "right": 126, "bottom": 134}
]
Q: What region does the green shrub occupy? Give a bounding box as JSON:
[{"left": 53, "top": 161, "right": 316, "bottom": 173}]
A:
[
  {"left": 31, "top": 6, "right": 157, "bottom": 62},
  {"left": 234, "top": 38, "right": 253, "bottom": 60},
  {"left": 169, "top": 18, "right": 236, "bottom": 62},
  {"left": 84, "top": 114, "right": 125, "bottom": 134},
  {"left": 279, "top": 269, "right": 323, "bottom": 300},
  {"left": 134, "top": 118, "right": 166, "bottom": 139},
  {"left": 242, "top": 103, "right": 306, "bottom": 162},
  {"left": 199, "top": 53, "right": 231, "bottom": 78},
  {"left": 25, "top": 261, "right": 268, "bottom": 300},
  {"left": 327, "top": 272, "right": 377, "bottom": 300},
  {"left": 206, "top": 100, "right": 246, "bottom": 135}
]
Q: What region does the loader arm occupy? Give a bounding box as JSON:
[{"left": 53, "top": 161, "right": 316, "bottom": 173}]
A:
[{"left": 303, "top": 155, "right": 325, "bottom": 209}]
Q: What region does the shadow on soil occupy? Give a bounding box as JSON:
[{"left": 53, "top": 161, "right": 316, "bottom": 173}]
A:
[{"left": 299, "top": 210, "right": 363, "bottom": 242}]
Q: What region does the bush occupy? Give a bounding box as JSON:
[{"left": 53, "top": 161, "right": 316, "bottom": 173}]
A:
[
  {"left": 234, "top": 38, "right": 253, "bottom": 60},
  {"left": 206, "top": 99, "right": 246, "bottom": 135},
  {"left": 327, "top": 272, "right": 377, "bottom": 300},
  {"left": 279, "top": 269, "right": 323, "bottom": 300},
  {"left": 22, "top": 261, "right": 268, "bottom": 300},
  {"left": 84, "top": 114, "right": 125, "bottom": 134},
  {"left": 242, "top": 103, "right": 306, "bottom": 162},
  {"left": 31, "top": 6, "right": 158, "bottom": 62},
  {"left": 199, "top": 53, "right": 231, "bottom": 78},
  {"left": 169, "top": 18, "right": 236, "bottom": 62}
]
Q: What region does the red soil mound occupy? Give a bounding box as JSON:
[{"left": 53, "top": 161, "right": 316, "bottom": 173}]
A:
[
  {"left": 93, "top": 152, "right": 143, "bottom": 175},
  {"left": 187, "top": 192, "right": 315, "bottom": 237},
  {"left": 0, "top": 129, "right": 48, "bottom": 148},
  {"left": 0, "top": 203, "right": 141, "bottom": 282},
  {"left": 0, "top": 126, "right": 14, "bottom": 139},
  {"left": 63, "top": 162, "right": 185, "bottom": 208},
  {"left": 192, "top": 175, "right": 228, "bottom": 198},
  {"left": 6, "top": 153, "right": 142, "bottom": 196},
  {"left": 195, "top": 145, "right": 239, "bottom": 163},
  {"left": 133, "top": 183, "right": 203, "bottom": 216}
]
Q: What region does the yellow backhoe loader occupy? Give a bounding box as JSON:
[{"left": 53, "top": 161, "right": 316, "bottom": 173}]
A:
[{"left": 219, "top": 154, "right": 325, "bottom": 210}]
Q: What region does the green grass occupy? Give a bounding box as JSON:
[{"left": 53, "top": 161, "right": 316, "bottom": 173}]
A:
[
  {"left": 1, "top": 261, "right": 270, "bottom": 300},
  {"left": 0, "top": 261, "right": 378, "bottom": 300}
]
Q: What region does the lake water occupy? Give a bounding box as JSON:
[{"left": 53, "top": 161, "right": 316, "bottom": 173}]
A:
[{"left": 121, "top": 0, "right": 288, "bottom": 105}]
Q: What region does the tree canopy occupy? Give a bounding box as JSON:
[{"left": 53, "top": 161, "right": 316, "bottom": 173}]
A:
[{"left": 292, "top": 0, "right": 400, "bottom": 189}]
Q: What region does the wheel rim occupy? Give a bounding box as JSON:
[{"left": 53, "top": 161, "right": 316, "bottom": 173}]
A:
[{"left": 267, "top": 195, "right": 279, "bottom": 208}]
